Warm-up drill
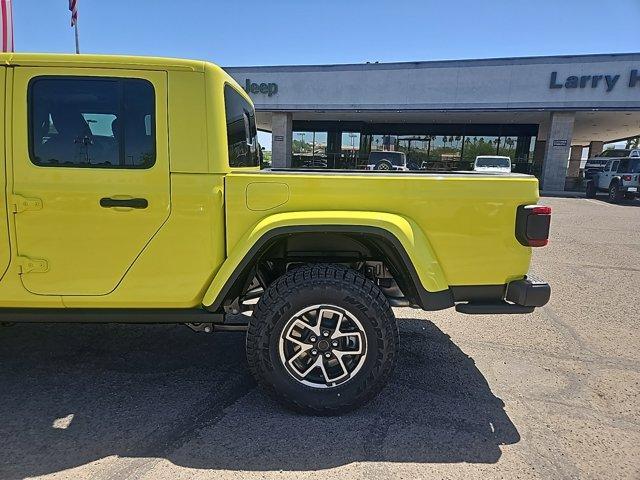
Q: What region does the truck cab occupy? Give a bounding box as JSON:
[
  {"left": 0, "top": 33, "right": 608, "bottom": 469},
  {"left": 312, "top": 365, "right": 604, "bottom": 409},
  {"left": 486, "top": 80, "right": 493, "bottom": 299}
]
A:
[{"left": 0, "top": 53, "right": 551, "bottom": 414}]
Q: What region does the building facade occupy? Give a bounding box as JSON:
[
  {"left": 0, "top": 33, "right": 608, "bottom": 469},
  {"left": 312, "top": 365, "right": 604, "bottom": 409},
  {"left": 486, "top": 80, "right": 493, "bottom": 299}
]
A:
[{"left": 225, "top": 53, "right": 640, "bottom": 190}]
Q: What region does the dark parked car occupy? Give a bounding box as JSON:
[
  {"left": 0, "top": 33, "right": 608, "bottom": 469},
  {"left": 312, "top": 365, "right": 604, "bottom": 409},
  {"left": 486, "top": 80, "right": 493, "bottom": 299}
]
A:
[{"left": 366, "top": 151, "right": 408, "bottom": 171}]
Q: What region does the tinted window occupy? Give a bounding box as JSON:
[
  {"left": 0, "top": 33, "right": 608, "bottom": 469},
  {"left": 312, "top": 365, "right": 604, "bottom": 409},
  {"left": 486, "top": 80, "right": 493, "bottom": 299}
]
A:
[
  {"left": 224, "top": 85, "right": 258, "bottom": 167},
  {"left": 612, "top": 160, "right": 620, "bottom": 172},
  {"left": 620, "top": 159, "right": 640, "bottom": 173},
  {"left": 600, "top": 149, "right": 631, "bottom": 158},
  {"left": 29, "top": 77, "right": 155, "bottom": 168}
]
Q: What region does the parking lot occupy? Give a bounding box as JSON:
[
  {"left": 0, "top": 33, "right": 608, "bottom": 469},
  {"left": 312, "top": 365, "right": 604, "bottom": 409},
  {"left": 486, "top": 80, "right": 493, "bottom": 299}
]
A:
[{"left": 0, "top": 196, "right": 638, "bottom": 480}]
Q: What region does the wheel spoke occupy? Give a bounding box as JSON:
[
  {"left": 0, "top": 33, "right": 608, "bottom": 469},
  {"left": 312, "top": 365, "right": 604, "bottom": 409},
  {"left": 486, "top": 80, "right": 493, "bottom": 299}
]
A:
[
  {"left": 285, "top": 329, "right": 312, "bottom": 349},
  {"left": 329, "top": 352, "right": 349, "bottom": 382},
  {"left": 332, "top": 331, "right": 364, "bottom": 349},
  {"left": 290, "top": 318, "right": 321, "bottom": 337},
  {"left": 329, "top": 311, "right": 345, "bottom": 339},
  {"left": 334, "top": 341, "right": 363, "bottom": 357},
  {"left": 292, "top": 354, "right": 322, "bottom": 379},
  {"left": 318, "top": 308, "right": 340, "bottom": 335},
  {"left": 317, "top": 356, "right": 331, "bottom": 383}
]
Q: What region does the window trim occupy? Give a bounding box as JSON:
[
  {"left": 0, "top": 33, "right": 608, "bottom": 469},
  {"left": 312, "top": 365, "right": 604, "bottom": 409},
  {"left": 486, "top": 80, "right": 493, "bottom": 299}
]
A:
[
  {"left": 611, "top": 160, "right": 620, "bottom": 172},
  {"left": 27, "top": 75, "right": 157, "bottom": 170}
]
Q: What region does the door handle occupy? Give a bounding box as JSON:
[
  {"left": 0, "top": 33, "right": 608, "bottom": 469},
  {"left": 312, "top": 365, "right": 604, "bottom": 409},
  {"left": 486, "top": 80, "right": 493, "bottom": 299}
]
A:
[{"left": 99, "top": 197, "right": 148, "bottom": 209}]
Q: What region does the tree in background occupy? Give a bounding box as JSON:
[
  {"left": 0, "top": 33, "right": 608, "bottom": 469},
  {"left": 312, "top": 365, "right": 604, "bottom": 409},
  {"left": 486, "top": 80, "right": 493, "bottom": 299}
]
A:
[{"left": 293, "top": 139, "right": 312, "bottom": 154}]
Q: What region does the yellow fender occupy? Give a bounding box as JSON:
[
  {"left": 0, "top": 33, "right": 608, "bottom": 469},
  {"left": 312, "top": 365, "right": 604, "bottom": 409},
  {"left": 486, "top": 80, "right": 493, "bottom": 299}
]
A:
[{"left": 201, "top": 211, "right": 449, "bottom": 309}]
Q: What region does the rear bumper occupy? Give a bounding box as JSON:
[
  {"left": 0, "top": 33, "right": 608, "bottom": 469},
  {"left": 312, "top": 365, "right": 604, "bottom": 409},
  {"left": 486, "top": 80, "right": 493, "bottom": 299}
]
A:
[
  {"left": 454, "top": 275, "right": 550, "bottom": 314},
  {"left": 505, "top": 276, "right": 551, "bottom": 307}
]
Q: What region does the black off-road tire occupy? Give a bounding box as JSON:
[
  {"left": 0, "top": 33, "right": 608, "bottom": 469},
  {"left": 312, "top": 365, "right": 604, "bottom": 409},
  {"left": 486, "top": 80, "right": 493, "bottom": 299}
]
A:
[
  {"left": 608, "top": 181, "right": 623, "bottom": 203},
  {"left": 585, "top": 180, "right": 597, "bottom": 198},
  {"left": 376, "top": 160, "right": 392, "bottom": 171},
  {"left": 246, "top": 264, "right": 399, "bottom": 415}
]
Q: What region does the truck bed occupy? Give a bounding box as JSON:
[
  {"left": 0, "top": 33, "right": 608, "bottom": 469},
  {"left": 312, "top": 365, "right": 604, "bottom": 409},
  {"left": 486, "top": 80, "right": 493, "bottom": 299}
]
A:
[{"left": 224, "top": 170, "right": 539, "bottom": 287}]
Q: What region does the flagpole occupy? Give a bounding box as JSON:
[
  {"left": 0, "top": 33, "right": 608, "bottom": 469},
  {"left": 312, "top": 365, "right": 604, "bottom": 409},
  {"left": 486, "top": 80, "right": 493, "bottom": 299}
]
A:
[{"left": 74, "top": 21, "right": 79, "bottom": 53}]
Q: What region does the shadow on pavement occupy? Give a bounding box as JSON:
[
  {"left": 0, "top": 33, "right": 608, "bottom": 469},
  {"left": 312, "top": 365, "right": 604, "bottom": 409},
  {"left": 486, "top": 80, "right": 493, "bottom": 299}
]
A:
[
  {"left": 586, "top": 196, "right": 640, "bottom": 207},
  {"left": 0, "top": 319, "right": 519, "bottom": 478}
]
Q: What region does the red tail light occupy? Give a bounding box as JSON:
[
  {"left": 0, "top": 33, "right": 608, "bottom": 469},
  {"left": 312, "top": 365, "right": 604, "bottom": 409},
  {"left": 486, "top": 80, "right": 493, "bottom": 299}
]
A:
[
  {"left": 516, "top": 205, "right": 552, "bottom": 247},
  {"left": 622, "top": 175, "right": 632, "bottom": 182},
  {"left": 531, "top": 206, "right": 552, "bottom": 215}
]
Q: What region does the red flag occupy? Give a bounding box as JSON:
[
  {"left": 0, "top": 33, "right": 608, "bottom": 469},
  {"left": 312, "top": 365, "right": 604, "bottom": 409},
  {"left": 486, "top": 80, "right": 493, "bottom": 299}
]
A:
[
  {"left": 1, "top": 0, "right": 13, "bottom": 52},
  {"left": 69, "top": 0, "right": 78, "bottom": 27}
]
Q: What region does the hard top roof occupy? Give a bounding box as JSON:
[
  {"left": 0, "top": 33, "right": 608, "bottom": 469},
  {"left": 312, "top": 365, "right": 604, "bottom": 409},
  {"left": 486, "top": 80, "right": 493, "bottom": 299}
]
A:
[{"left": 0, "top": 52, "right": 209, "bottom": 72}]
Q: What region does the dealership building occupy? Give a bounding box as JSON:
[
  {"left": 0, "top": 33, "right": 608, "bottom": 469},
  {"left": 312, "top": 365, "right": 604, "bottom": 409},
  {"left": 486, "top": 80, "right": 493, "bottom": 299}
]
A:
[{"left": 225, "top": 53, "right": 640, "bottom": 191}]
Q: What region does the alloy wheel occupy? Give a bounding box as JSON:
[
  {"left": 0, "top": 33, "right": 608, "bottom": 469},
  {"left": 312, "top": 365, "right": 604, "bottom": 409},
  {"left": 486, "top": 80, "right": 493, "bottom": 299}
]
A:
[{"left": 278, "top": 305, "right": 367, "bottom": 389}]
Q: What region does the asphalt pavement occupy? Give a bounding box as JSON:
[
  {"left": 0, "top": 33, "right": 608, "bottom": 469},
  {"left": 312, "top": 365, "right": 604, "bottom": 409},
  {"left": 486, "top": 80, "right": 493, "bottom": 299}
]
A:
[{"left": 0, "top": 196, "right": 638, "bottom": 479}]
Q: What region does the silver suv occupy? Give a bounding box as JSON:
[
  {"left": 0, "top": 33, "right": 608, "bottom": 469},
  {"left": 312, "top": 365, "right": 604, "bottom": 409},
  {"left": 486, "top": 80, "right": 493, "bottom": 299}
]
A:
[
  {"left": 586, "top": 157, "right": 640, "bottom": 202},
  {"left": 584, "top": 149, "right": 640, "bottom": 179}
]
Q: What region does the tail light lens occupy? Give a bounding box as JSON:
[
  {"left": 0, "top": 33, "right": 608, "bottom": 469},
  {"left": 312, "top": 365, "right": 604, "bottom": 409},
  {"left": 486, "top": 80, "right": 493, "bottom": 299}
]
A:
[
  {"left": 622, "top": 175, "right": 632, "bottom": 181},
  {"left": 516, "top": 205, "right": 552, "bottom": 247}
]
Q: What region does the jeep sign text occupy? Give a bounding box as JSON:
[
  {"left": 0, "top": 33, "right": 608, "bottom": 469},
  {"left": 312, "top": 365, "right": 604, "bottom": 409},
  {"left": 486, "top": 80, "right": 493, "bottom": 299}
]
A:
[{"left": 244, "top": 79, "right": 278, "bottom": 96}]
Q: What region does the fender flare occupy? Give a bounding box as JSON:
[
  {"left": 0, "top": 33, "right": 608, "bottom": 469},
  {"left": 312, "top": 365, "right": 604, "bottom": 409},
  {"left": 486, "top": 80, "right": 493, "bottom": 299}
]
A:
[{"left": 201, "top": 211, "right": 452, "bottom": 312}]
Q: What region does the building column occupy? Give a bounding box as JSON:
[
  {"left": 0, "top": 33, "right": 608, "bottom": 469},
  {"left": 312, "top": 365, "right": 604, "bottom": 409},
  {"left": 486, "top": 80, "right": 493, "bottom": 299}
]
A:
[
  {"left": 271, "top": 112, "right": 293, "bottom": 168},
  {"left": 532, "top": 140, "right": 546, "bottom": 174},
  {"left": 540, "top": 112, "right": 575, "bottom": 191},
  {"left": 588, "top": 141, "right": 604, "bottom": 158},
  {"left": 567, "top": 145, "right": 584, "bottom": 178}
]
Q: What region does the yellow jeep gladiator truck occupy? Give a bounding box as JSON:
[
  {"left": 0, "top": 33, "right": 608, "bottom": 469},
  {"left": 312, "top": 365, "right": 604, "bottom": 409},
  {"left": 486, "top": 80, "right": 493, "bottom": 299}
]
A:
[{"left": 0, "top": 54, "right": 551, "bottom": 414}]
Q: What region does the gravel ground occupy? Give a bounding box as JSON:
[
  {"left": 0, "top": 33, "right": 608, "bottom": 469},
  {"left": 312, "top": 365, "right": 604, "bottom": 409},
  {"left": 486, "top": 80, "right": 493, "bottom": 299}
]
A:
[{"left": 0, "top": 196, "right": 638, "bottom": 479}]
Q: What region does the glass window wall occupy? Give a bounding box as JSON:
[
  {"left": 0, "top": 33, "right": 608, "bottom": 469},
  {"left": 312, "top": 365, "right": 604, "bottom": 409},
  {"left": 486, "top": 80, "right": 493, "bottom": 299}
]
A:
[
  {"left": 396, "top": 135, "right": 430, "bottom": 169},
  {"left": 291, "top": 122, "right": 539, "bottom": 175},
  {"left": 427, "top": 136, "right": 463, "bottom": 170},
  {"left": 498, "top": 136, "right": 517, "bottom": 159},
  {"left": 341, "top": 132, "right": 361, "bottom": 169},
  {"left": 293, "top": 130, "right": 328, "bottom": 168}
]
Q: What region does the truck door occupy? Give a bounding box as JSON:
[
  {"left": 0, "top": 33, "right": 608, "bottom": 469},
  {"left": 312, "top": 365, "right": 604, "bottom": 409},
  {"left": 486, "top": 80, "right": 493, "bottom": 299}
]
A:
[
  {"left": 599, "top": 161, "right": 613, "bottom": 189},
  {"left": 0, "top": 67, "right": 9, "bottom": 282},
  {"left": 10, "top": 67, "right": 170, "bottom": 296},
  {"left": 607, "top": 160, "right": 620, "bottom": 188}
]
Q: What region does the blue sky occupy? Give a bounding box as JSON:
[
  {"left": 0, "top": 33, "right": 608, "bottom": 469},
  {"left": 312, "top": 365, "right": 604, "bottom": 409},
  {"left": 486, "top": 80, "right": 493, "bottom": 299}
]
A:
[{"left": 13, "top": 0, "right": 640, "bottom": 66}]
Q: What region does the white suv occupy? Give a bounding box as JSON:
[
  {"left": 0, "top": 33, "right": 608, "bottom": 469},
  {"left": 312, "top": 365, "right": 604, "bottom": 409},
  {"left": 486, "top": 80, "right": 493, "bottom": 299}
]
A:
[{"left": 473, "top": 155, "right": 512, "bottom": 173}]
